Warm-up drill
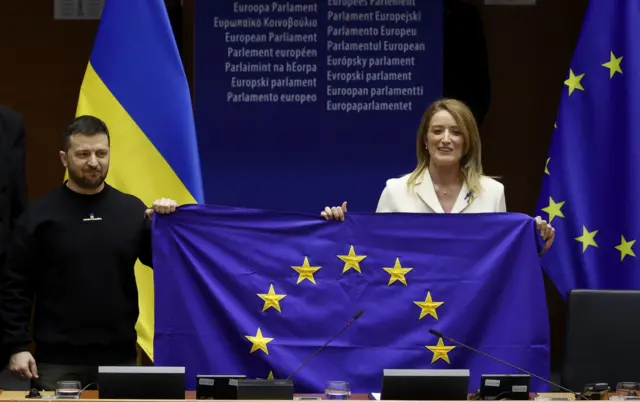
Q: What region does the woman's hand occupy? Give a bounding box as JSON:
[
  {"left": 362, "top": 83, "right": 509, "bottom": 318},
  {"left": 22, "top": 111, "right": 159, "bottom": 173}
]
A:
[
  {"left": 321, "top": 201, "right": 348, "bottom": 221},
  {"left": 535, "top": 216, "right": 555, "bottom": 254}
]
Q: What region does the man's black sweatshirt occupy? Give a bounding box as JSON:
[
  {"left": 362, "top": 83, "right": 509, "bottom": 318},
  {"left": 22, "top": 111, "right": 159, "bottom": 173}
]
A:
[{"left": 0, "top": 182, "right": 152, "bottom": 365}]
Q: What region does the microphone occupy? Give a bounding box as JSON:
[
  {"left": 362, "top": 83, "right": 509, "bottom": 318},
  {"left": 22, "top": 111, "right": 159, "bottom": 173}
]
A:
[
  {"left": 428, "top": 329, "right": 587, "bottom": 400},
  {"left": 286, "top": 310, "right": 364, "bottom": 381}
]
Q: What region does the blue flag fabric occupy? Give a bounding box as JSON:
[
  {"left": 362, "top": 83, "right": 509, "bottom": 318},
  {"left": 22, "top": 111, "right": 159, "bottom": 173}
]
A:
[
  {"left": 536, "top": 0, "right": 640, "bottom": 296},
  {"left": 152, "top": 205, "right": 550, "bottom": 393}
]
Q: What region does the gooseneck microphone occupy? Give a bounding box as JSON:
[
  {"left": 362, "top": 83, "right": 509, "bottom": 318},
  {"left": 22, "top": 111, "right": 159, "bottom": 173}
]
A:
[
  {"left": 428, "top": 329, "right": 587, "bottom": 400},
  {"left": 286, "top": 310, "right": 364, "bottom": 381}
]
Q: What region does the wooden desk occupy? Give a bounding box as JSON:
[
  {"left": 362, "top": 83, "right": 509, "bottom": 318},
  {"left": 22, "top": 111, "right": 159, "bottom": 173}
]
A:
[
  {"left": 0, "top": 390, "right": 577, "bottom": 402},
  {"left": 0, "top": 391, "right": 371, "bottom": 401},
  {"left": 84, "top": 392, "right": 369, "bottom": 400}
]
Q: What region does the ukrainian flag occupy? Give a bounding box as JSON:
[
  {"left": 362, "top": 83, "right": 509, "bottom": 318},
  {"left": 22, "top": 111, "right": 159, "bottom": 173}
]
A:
[{"left": 75, "top": 0, "right": 205, "bottom": 360}]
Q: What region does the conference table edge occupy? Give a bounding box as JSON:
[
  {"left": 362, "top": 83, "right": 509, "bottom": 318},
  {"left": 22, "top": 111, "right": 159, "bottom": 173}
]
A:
[{"left": 0, "top": 391, "right": 576, "bottom": 401}]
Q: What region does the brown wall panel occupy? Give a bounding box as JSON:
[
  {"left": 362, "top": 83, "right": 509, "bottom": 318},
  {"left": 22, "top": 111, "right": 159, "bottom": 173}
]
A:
[
  {"left": 477, "top": 0, "right": 588, "bottom": 216},
  {"left": 0, "top": 0, "right": 98, "bottom": 200}
]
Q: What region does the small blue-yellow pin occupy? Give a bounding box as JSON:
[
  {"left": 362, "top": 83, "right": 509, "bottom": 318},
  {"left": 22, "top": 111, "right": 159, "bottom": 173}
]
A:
[{"left": 464, "top": 191, "right": 475, "bottom": 205}]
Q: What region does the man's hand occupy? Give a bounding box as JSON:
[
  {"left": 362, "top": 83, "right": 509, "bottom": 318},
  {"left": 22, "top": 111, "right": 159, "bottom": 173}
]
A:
[
  {"left": 144, "top": 198, "right": 178, "bottom": 220},
  {"left": 9, "top": 351, "right": 38, "bottom": 380}
]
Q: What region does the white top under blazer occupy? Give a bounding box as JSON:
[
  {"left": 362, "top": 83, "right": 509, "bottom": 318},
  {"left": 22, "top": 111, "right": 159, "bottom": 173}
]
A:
[{"left": 375, "top": 171, "right": 506, "bottom": 214}]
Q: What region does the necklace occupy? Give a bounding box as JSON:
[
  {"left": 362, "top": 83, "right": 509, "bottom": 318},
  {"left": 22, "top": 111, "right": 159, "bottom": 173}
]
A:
[
  {"left": 434, "top": 184, "right": 449, "bottom": 197},
  {"left": 429, "top": 170, "right": 459, "bottom": 197}
]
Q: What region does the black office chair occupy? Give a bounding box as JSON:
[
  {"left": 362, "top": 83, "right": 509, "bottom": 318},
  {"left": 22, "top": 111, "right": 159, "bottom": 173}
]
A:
[{"left": 561, "top": 289, "right": 640, "bottom": 392}]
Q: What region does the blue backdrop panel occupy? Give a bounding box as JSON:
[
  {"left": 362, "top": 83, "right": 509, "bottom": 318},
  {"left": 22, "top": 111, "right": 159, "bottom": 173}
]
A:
[{"left": 194, "top": 0, "right": 443, "bottom": 212}]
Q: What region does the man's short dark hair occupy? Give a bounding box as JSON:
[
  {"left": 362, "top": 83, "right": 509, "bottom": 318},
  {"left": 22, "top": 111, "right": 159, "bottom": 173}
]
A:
[{"left": 63, "top": 115, "right": 111, "bottom": 151}]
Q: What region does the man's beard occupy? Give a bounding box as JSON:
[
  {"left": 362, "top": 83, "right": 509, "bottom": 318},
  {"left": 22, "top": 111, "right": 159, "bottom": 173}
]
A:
[{"left": 68, "top": 166, "right": 108, "bottom": 189}]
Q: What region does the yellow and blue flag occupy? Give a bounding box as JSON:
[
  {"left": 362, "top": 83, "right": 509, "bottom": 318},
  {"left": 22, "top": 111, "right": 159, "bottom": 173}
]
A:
[
  {"left": 152, "top": 206, "right": 550, "bottom": 392},
  {"left": 75, "top": 0, "right": 204, "bottom": 360},
  {"left": 536, "top": 0, "right": 639, "bottom": 295}
]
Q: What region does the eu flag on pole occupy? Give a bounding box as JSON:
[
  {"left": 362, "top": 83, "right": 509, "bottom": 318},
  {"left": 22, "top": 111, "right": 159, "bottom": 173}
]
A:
[
  {"left": 536, "top": 0, "right": 640, "bottom": 296},
  {"left": 75, "top": 0, "right": 204, "bottom": 359},
  {"left": 152, "top": 205, "right": 550, "bottom": 392}
]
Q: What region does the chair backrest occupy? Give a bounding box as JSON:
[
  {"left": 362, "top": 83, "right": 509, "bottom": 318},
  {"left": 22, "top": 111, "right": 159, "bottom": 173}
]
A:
[{"left": 562, "top": 289, "right": 640, "bottom": 392}]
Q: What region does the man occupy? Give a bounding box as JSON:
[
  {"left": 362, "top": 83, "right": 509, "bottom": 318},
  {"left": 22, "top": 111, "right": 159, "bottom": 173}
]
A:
[
  {"left": 0, "top": 115, "right": 177, "bottom": 389},
  {"left": 0, "top": 106, "right": 28, "bottom": 369}
]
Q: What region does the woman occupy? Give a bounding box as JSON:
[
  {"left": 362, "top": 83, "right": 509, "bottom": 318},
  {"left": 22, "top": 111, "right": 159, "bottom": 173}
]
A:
[{"left": 321, "top": 98, "right": 555, "bottom": 254}]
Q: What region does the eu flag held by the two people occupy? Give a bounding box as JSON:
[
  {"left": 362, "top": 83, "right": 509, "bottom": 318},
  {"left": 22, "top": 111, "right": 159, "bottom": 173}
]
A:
[
  {"left": 152, "top": 205, "right": 550, "bottom": 392},
  {"left": 75, "top": 0, "right": 204, "bottom": 359},
  {"left": 536, "top": 0, "right": 640, "bottom": 296}
]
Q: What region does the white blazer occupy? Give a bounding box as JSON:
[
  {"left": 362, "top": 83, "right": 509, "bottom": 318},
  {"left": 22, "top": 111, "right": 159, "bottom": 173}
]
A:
[{"left": 375, "top": 172, "right": 506, "bottom": 214}]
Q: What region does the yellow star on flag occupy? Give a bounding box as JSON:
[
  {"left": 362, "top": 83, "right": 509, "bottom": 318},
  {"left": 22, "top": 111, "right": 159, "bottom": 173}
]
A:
[
  {"left": 575, "top": 225, "right": 598, "bottom": 252},
  {"left": 426, "top": 338, "right": 455, "bottom": 364},
  {"left": 337, "top": 245, "right": 367, "bottom": 274},
  {"left": 615, "top": 235, "right": 636, "bottom": 261},
  {"left": 260, "top": 370, "right": 275, "bottom": 380},
  {"left": 544, "top": 158, "right": 550, "bottom": 175},
  {"left": 564, "top": 69, "right": 585, "bottom": 95},
  {"left": 602, "top": 51, "right": 623, "bottom": 78},
  {"left": 541, "top": 197, "right": 565, "bottom": 223},
  {"left": 414, "top": 291, "right": 444, "bottom": 320},
  {"left": 257, "top": 284, "right": 286, "bottom": 312},
  {"left": 245, "top": 327, "right": 274, "bottom": 354},
  {"left": 383, "top": 257, "right": 413, "bottom": 286},
  {"left": 291, "top": 256, "right": 321, "bottom": 284}
]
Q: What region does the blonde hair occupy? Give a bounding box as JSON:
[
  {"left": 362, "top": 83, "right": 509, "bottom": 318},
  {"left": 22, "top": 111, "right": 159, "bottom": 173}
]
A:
[{"left": 406, "top": 98, "right": 485, "bottom": 194}]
